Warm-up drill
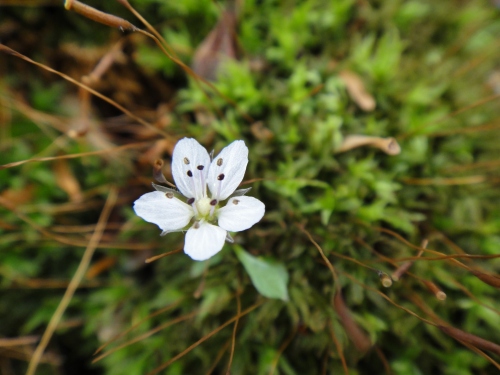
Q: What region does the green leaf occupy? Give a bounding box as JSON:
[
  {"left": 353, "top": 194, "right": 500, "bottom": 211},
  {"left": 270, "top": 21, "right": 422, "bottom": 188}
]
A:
[{"left": 234, "top": 246, "right": 289, "bottom": 301}]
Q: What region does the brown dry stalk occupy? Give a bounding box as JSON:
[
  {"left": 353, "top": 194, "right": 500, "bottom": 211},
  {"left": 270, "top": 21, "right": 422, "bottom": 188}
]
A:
[
  {"left": 1, "top": 346, "right": 61, "bottom": 366},
  {"left": 433, "top": 230, "right": 467, "bottom": 255},
  {"left": 0, "top": 337, "right": 39, "bottom": 348},
  {"left": 400, "top": 92, "right": 500, "bottom": 139},
  {"left": 0, "top": 196, "right": 155, "bottom": 251},
  {"left": 145, "top": 248, "right": 182, "bottom": 263},
  {"left": 146, "top": 300, "right": 265, "bottom": 375},
  {"left": 267, "top": 326, "right": 298, "bottom": 375},
  {"left": 115, "top": 0, "right": 255, "bottom": 125},
  {"left": 401, "top": 176, "right": 487, "bottom": 186},
  {"left": 226, "top": 292, "right": 242, "bottom": 374},
  {"left": 395, "top": 254, "right": 500, "bottom": 262},
  {"left": 407, "top": 296, "right": 500, "bottom": 371},
  {"left": 409, "top": 294, "right": 444, "bottom": 324},
  {"left": 370, "top": 226, "right": 469, "bottom": 270},
  {"left": 65, "top": 0, "right": 137, "bottom": 31},
  {"left": 328, "top": 321, "right": 349, "bottom": 375},
  {"left": 445, "top": 159, "right": 500, "bottom": 173},
  {"left": 94, "top": 299, "right": 183, "bottom": 355},
  {"left": 0, "top": 140, "right": 152, "bottom": 170},
  {"left": 50, "top": 223, "right": 122, "bottom": 233},
  {"left": 391, "top": 239, "right": 427, "bottom": 281},
  {"left": 452, "top": 38, "right": 500, "bottom": 78},
  {"left": 115, "top": 0, "right": 179, "bottom": 59},
  {"left": 205, "top": 339, "right": 231, "bottom": 375},
  {"left": 82, "top": 39, "right": 125, "bottom": 86},
  {"left": 9, "top": 277, "right": 101, "bottom": 289},
  {"left": 0, "top": 0, "right": 60, "bottom": 4},
  {"left": 204, "top": 339, "right": 232, "bottom": 375},
  {"left": 374, "top": 346, "right": 393, "bottom": 375},
  {"left": 459, "top": 343, "right": 500, "bottom": 371},
  {"left": 334, "top": 290, "right": 372, "bottom": 353},
  {"left": 470, "top": 270, "right": 500, "bottom": 289},
  {"left": 339, "top": 269, "right": 436, "bottom": 326},
  {"left": 26, "top": 187, "right": 118, "bottom": 375},
  {"left": 421, "top": 280, "right": 446, "bottom": 301},
  {"left": 0, "top": 43, "right": 170, "bottom": 138},
  {"left": 429, "top": 119, "right": 500, "bottom": 137},
  {"left": 1, "top": 94, "right": 67, "bottom": 133},
  {"left": 92, "top": 310, "right": 198, "bottom": 363},
  {"left": 85, "top": 256, "right": 117, "bottom": 279},
  {"left": 451, "top": 280, "right": 500, "bottom": 315},
  {"left": 438, "top": 325, "right": 500, "bottom": 357},
  {"left": 296, "top": 224, "right": 339, "bottom": 286},
  {"left": 240, "top": 177, "right": 266, "bottom": 185}
]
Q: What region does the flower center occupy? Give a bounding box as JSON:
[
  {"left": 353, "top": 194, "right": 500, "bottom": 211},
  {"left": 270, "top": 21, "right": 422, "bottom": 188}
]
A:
[{"left": 196, "top": 197, "right": 212, "bottom": 218}]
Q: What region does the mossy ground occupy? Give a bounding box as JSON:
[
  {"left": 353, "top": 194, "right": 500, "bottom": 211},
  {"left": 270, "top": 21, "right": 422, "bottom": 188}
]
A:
[{"left": 1, "top": 1, "right": 500, "bottom": 374}]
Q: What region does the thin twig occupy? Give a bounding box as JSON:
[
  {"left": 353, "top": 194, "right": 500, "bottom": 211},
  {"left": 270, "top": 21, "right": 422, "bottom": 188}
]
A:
[
  {"left": 26, "top": 187, "right": 118, "bottom": 375},
  {"left": 146, "top": 300, "right": 264, "bottom": 375}
]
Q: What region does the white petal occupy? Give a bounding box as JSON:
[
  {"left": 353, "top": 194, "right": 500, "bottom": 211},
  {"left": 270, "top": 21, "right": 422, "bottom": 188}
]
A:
[
  {"left": 172, "top": 138, "right": 211, "bottom": 199},
  {"left": 207, "top": 140, "right": 248, "bottom": 201},
  {"left": 218, "top": 196, "right": 265, "bottom": 232},
  {"left": 184, "top": 222, "right": 227, "bottom": 261},
  {"left": 134, "top": 191, "right": 193, "bottom": 231}
]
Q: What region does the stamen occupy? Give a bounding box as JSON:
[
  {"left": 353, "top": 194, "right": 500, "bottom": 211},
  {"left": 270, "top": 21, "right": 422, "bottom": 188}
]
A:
[
  {"left": 209, "top": 199, "right": 218, "bottom": 217},
  {"left": 217, "top": 158, "right": 223, "bottom": 166},
  {"left": 191, "top": 202, "right": 199, "bottom": 216},
  {"left": 233, "top": 199, "right": 240, "bottom": 205},
  {"left": 193, "top": 221, "right": 201, "bottom": 229},
  {"left": 186, "top": 170, "right": 199, "bottom": 198},
  {"left": 198, "top": 165, "right": 206, "bottom": 197},
  {"left": 216, "top": 180, "right": 222, "bottom": 201},
  {"left": 225, "top": 232, "right": 234, "bottom": 243},
  {"left": 165, "top": 192, "right": 174, "bottom": 199},
  {"left": 214, "top": 174, "right": 225, "bottom": 200},
  {"left": 184, "top": 157, "right": 190, "bottom": 165},
  {"left": 186, "top": 197, "right": 198, "bottom": 215}
]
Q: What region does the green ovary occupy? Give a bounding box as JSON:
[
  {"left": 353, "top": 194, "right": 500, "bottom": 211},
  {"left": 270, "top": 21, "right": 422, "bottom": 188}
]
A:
[{"left": 195, "top": 197, "right": 217, "bottom": 220}]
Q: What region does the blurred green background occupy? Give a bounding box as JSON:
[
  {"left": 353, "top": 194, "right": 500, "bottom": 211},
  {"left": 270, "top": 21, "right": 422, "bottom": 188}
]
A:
[{"left": 1, "top": 0, "right": 500, "bottom": 374}]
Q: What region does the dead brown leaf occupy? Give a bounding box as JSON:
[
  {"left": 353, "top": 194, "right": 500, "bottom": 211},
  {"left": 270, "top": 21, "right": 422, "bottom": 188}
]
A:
[
  {"left": 336, "top": 135, "right": 401, "bottom": 155},
  {"left": 0, "top": 185, "right": 34, "bottom": 206},
  {"left": 53, "top": 158, "right": 83, "bottom": 202},
  {"left": 339, "top": 70, "right": 376, "bottom": 111},
  {"left": 192, "top": 7, "right": 239, "bottom": 81},
  {"left": 334, "top": 290, "right": 372, "bottom": 353},
  {"left": 250, "top": 121, "right": 274, "bottom": 141}
]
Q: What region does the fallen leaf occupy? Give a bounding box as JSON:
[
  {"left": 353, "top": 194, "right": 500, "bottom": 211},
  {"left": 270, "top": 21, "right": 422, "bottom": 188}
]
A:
[
  {"left": 0, "top": 184, "right": 34, "bottom": 206},
  {"left": 192, "top": 7, "right": 239, "bottom": 81},
  {"left": 334, "top": 290, "right": 372, "bottom": 352},
  {"left": 251, "top": 121, "right": 274, "bottom": 141},
  {"left": 336, "top": 135, "right": 401, "bottom": 155},
  {"left": 53, "top": 158, "right": 83, "bottom": 202},
  {"left": 340, "top": 70, "right": 376, "bottom": 111}
]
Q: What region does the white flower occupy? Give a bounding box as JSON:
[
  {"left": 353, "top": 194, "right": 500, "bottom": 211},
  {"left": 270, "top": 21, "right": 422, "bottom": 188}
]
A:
[{"left": 133, "top": 138, "right": 265, "bottom": 261}]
